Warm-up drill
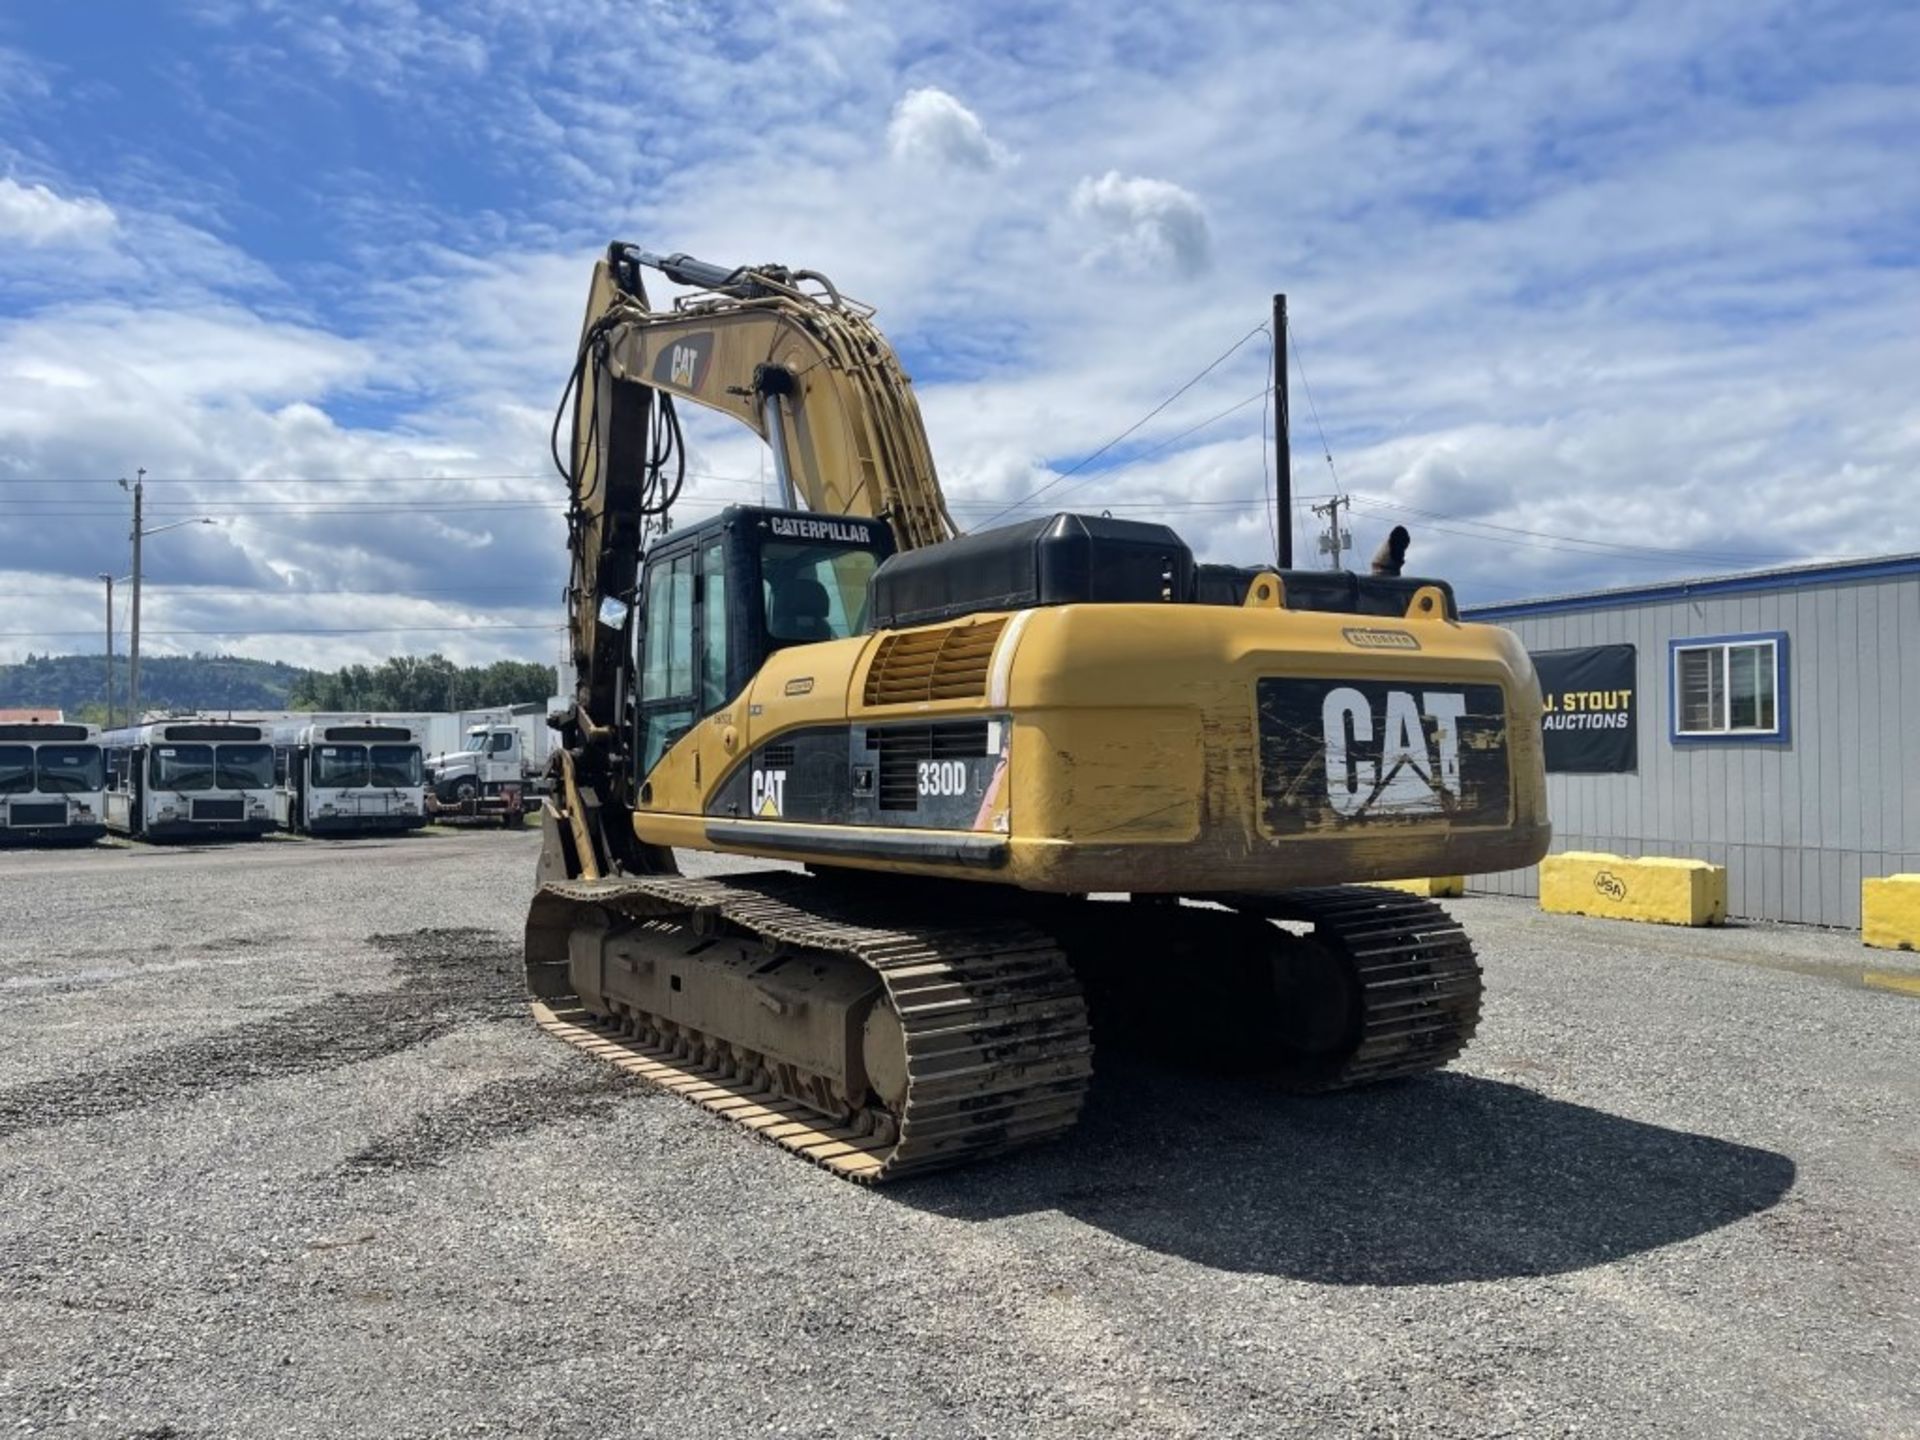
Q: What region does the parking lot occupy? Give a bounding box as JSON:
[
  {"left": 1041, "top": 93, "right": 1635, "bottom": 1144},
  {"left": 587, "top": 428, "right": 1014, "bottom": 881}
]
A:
[{"left": 1, "top": 830, "right": 1915, "bottom": 1438}]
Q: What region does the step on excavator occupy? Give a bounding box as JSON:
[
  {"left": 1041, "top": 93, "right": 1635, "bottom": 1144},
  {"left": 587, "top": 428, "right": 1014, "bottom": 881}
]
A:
[{"left": 527, "top": 245, "right": 1552, "bottom": 1182}]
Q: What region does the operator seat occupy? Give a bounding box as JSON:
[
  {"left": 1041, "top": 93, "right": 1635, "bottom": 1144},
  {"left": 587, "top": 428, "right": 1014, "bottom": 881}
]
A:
[{"left": 768, "top": 574, "right": 835, "bottom": 642}]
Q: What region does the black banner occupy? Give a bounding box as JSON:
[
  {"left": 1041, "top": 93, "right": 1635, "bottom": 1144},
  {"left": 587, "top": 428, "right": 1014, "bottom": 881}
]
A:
[
  {"left": 1532, "top": 645, "right": 1637, "bottom": 773},
  {"left": 1256, "top": 678, "right": 1511, "bottom": 834}
]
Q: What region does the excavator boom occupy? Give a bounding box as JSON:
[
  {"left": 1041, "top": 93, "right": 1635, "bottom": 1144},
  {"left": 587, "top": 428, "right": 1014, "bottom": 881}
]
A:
[{"left": 558, "top": 246, "right": 955, "bottom": 805}]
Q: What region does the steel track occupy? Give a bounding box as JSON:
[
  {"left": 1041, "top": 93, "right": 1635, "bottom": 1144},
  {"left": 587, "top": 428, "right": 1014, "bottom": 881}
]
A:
[
  {"left": 1218, "top": 886, "right": 1484, "bottom": 1089},
  {"left": 528, "top": 876, "right": 1480, "bottom": 1181},
  {"left": 529, "top": 873, "right": 1093, "bottom": 1183}
]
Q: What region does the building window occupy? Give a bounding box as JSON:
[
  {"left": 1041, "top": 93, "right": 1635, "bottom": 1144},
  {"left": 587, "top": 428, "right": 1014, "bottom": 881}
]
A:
[{"left": 1669, "top": 632, "right": 1788, "bottom": 741}]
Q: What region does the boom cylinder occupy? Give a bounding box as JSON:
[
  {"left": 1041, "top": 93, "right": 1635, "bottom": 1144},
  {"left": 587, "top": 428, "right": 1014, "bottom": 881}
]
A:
[{"left": 756, "top": 363, "right": 801, "bottom": 510}]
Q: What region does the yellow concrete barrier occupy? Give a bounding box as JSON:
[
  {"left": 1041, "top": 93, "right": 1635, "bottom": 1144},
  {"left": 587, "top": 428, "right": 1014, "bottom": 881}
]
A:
[
  {"left": 1863, "top": 875, "right": 1920, "bottom": 952},
  {"left": 1539, "top": 851, "right": 1727, "bottom": 927},
  {"left": 1370, "top": 876, "right": 1465, "bottom": 899}
]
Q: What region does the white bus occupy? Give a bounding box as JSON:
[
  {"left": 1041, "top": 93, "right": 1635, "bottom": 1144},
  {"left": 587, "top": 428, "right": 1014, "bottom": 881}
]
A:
[
  {"left": 0, "top": 722, "right": 106, "bottom": 845},
  {"left": 271, "top": 721, "right": 427, "bottom": 835},
  {"left": 100, "top": 721, "right": 277, "bottom": 841}
]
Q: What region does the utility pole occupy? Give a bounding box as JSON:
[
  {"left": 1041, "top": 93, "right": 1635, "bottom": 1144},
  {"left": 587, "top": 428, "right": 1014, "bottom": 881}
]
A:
[
  {"left": 117, "top": 472, "right": 214, "bottom": 727},
  {"left": 1312, "top": 494, "right": 1351, "bottom": 570},
  {"left": 120, "top": 469, "right": 144, "bottom": 724},
  {"left": 97, "top": 573, "right": 116, "bottom": 729},
  {"left": 1273, "top": 293, "right": 1291, "bottom": 569}
]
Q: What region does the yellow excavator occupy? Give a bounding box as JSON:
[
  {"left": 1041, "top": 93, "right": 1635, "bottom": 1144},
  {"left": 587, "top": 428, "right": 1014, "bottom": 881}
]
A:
[{"left": 527, "top": 244, "right": 1551, "bottom": 1182}]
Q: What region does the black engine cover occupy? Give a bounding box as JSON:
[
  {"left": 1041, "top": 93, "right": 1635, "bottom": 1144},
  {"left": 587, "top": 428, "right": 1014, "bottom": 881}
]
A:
[{"left": 868, "top": 513, "right": 1195, "bottom": 629}]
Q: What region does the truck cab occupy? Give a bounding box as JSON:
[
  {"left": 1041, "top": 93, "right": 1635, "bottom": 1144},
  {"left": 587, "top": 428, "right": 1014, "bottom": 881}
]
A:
[{"left": 423, "top": 723, "right": 536, "bottom": 824}]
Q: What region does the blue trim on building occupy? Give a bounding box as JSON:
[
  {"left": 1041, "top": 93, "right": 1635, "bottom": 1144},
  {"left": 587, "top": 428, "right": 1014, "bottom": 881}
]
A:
[
  {"left": 1667, "top": 630, "right": 1791, "bottom": 747},
  {"left": 1462, "top": 553, "right": 1920, "bottom": 621}
]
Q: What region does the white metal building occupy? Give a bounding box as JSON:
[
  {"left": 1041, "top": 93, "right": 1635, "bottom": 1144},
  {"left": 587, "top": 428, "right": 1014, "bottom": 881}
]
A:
[{"left": 1463, "top": 553, "right": 1920, "bottom": 927}]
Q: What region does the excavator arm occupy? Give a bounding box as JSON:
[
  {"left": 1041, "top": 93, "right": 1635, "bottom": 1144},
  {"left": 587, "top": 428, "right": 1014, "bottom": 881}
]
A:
[
  {"left": 550, "top": 244, "right": 955, "bottom": 873},
  {"left": 577, "top": 249, "right": 954, "bottom": 535}
]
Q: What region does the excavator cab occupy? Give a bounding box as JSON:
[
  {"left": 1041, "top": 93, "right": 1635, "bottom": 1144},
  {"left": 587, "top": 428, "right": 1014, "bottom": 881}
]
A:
[{"left": 630, "top": 505, "right": 895, "bottom": 782}]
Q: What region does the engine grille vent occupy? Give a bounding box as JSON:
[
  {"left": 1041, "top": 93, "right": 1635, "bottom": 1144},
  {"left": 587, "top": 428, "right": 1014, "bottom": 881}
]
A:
[
  {"left": 868, "top": 722, "right": 992, "bottom": 811},
  {"left": 862, "top": 618, "right": 1007, "bottom": 707}
]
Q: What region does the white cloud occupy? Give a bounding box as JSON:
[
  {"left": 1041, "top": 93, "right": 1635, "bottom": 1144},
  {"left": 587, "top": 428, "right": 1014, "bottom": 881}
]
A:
[
  {"left": 0, "top": 44, "right": 51, "bottom": 119},
  {"left": 886, "top": 87, "right": 1008, "bottom": 172},
  {"left": 1388, "top": 443, "right": 1519, "bottom": 519},
  {"left": 0, "top": 304, "right": 370, "bottom": 426},
  {"left": 1069, "top": 171, "right": 1211, "bottom": 277},
  {"left": 0, "top": 177, "right": 116, "bottom": 246}
]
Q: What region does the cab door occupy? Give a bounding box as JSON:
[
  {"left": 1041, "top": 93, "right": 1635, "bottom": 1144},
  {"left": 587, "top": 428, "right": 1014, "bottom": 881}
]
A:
[
  {"left": 484, "top": 729, "right": 517, "bottom": 784},
  {"left": 633, "top": 521, "right": 745, "bottom": 803},
  {"left": 636, "top": 541, "right": 698, "bottom": 784}
]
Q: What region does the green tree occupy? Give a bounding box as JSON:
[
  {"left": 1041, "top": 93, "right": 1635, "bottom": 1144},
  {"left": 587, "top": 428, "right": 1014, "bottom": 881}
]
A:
[{"left": 284, "top": 654, "right": 556, "bottom": 712}]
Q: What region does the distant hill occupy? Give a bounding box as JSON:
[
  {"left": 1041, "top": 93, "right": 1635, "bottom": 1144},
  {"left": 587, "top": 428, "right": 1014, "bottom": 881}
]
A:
[
  {"left": 0, "top": 653, "right": 303, "bottom": 721},
  {"left": 0, "top": 652, "right": 558, "bottom": 724}
]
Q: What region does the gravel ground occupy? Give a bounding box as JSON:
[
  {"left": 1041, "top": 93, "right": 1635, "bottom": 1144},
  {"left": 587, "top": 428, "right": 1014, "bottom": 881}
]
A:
[{"left": 0, "top": 830, "right": 1915, "bottom": 1438}]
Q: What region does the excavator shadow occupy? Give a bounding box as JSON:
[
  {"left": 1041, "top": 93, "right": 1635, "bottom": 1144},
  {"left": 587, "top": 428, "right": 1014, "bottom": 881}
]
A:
[{"left": 894, "top": 1062, "right": 1796, "bottom": 1285}]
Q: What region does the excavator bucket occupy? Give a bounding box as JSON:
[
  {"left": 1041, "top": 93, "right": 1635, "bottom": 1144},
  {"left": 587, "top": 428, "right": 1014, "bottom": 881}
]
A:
[{"left": 524, "top": 805, "right": 578, "bottom": 1000}]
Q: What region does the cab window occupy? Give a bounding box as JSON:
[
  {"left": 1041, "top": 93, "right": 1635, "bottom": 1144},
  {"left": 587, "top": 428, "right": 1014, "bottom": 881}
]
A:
[
  {"left": 761, "top": 541, "right": 876, "bottom": 643},
  {"left": 37, "top": 745, "right": 104, "bottom": 793},
  {"left": 0, "top": 745, "right": 31, "bottom": 795},
  {"left": 313, "top": 745, "right": 369, "bottom": 788},
  {"left": 700, "top": 540, "right": 729, "bottom": 711},
  {"left": 642, "top": 553, "right": 695, "bottom": 699}
]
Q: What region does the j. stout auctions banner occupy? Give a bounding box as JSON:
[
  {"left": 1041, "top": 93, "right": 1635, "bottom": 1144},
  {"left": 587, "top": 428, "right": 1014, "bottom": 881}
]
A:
[{"left": 1530, "top": 644, "right": 1637, "bottom": 773}]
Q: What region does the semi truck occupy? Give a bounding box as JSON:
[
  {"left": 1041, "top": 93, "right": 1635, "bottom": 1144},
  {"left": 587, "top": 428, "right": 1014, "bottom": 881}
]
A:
[{"left": 421, "top": 714, "right": 550, "bottom": 825}]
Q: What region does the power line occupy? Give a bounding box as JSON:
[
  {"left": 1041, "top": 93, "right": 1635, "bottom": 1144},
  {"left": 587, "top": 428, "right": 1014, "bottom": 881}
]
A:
[
  {"left": 947, "top": 495, "right": 1276, "bottom": 514},
  {"left": 0, "top": 495, "right": 1298, "bottom": 523},
  {"left": 0, "top": 477, "right": 770, "bottom": 514},
  {"left": 1116, "top": 386, "right": 1270, "bottom": 466},
  {"left": 22, "top": 485, "right": 1812, "bottom": 564},
  {"left": 0, "top": 502, "right": 572, "bottom": 516},
  {"left": 1346, "top": 495, "right": 1834, "bottom": 566},
  {"left": 1353, "top": 509, "right": 1831, "bottom": 569},
  {"left": 973, "top": 323, "right": 1272, "bottom": 527},
  {"left": 173, "top": 503, "right": 561, "bottom": 513},
  {"left": 0, "top": 584, "right": 561, "bottom": 600},
  {"left": 1288, "top": 328, "right": 1341, "bottom": 491},
  {"left": 0, "top": 468, "right": 762, "bottom": 487},
  {"left": 0, "top": 472, "right": 549, "bottom": 486}
]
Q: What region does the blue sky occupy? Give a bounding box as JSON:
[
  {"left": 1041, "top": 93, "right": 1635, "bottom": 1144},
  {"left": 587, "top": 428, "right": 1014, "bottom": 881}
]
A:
[{"left": 0, "top": 0, "right": 1916, "bottom": 667}]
